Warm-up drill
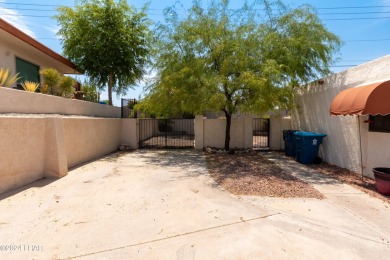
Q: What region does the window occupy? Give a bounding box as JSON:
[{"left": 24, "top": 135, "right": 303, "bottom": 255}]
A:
[
  {"left": 369, "top": 115, "right": 390, "bottom": 133},
  {"left": 15, "top": 57, "right": 40, "bottom": 90}
]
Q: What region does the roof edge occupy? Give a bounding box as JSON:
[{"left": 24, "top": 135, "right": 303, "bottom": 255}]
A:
[{"left": 0, "top": 18, "right": 78, "bottom": 73}]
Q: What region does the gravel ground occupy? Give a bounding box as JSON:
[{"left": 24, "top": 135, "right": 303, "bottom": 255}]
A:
[{"left": 205, "top": 152, "right": 324, "bottom": 199}]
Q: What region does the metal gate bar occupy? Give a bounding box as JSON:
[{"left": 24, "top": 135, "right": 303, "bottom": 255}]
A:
[
  {"left": 139, "top": 118, "right": 195, "bottom": 149},
  {"left": 253, "top": 118, "right": 270, "bottom": 149}
]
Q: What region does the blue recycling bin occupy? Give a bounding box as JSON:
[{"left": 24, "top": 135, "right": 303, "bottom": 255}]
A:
[
  {"left": 283, "top": 130, "right": 298, "bottom": 156},
  {"left": 293, "top": 131, "right": 327, "bottom": 164}
]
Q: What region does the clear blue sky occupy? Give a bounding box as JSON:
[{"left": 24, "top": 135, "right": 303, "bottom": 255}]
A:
[{"left": 1, "top": 0, "right": 389, "bottom": 106}]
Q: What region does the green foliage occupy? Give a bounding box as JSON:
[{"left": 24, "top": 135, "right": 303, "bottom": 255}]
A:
[
  {"left": 138, "top": 0, "right": 341, "bottom": 149},
  {"left": 56, "top": 0, "right": 151, "bottom": 105},
  {"left": 81, "top": 79, "right": 99, "bottom": 102},
  {"left": 21, "top": 81, "right": 40, "bottom": 92},
  {"left": 0, "top": 66, "right": 20, "bottom": 88},
  {"left": 40, "top": 68, "right": 75, "bottom": 98},
  {"left": 60, "top": 76, "right": 76, "bottom": 98},
  {"left": 40, "top": 68, "right": 61, "bottom": 95}
]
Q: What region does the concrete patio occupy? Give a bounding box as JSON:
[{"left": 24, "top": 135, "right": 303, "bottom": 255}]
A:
[{"left": 0, "top": 150, "right": 389, "bottom": 259}]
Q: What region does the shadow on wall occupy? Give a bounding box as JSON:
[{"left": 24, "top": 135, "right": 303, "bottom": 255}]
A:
[{"left": 292, "top": 71, "right": 365, "bottom": 174}]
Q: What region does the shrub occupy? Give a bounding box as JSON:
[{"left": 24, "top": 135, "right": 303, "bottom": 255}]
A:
[
  {"left": 40, "top": 68, "right": 75, "bottom": 98},
  {"left": 0, "top": 66, "right": 20, "bottom": 88},
  {"left": 21, "top": 81, "right": 40, "bottom": 92},
  {"left": 40, "top": 68, "right": 61, "bottom": 95},
  {"left": 59, "top": 76, "right": 75, "bottom": 98}
]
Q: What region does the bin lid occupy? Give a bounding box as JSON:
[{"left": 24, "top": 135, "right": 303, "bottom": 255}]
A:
[
  {"left": 293, "top": 131, "right": 327, "bottom": 137},
  {"left": 283, "top": 129, "right": 298, "bottom": 134}
]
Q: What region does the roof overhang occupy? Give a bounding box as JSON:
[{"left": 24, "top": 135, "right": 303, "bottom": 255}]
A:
[
  {"left": 330, "top": 80, "right": 390, "bottom": 116},
  {"left": 0, "top": 18, "right": 79, "bottom": 74}
]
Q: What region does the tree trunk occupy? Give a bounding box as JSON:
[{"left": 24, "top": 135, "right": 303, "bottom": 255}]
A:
[
  {"left": 224, "top": 112, "right": 231, "bottom": 151},
  {"left": 108, "top": 72, "right": 113, "bottom": 105}
]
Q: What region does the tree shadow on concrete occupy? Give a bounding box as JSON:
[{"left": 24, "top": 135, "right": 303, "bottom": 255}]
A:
[{"left": 135, "top": 149, "right": 207, "bottom": 171}]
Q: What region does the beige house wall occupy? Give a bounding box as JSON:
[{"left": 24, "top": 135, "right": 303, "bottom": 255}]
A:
[
  {"left": 291, "top": 54, "right": 390, "bottom": 178},
  {"left": 0, "top": 87, "right": 121, "bottom": 117},
  {"left": 0, "top": 32, "right": 77, "bottom": 88}
]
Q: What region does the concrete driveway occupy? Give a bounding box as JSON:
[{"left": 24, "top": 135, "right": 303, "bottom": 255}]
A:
[{"left": 0, "top": 150, "right": 389, "bottom": 259}]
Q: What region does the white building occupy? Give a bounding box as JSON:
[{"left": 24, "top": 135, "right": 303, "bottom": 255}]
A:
[{"left": 292, "top": 55, "right": 390, "bottom": 178}]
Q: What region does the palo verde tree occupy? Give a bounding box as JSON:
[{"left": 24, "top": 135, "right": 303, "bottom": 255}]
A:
[
  {"left": 56, "top": 0, "right": 151, "bottom": 105},
  {"left": 138, "top": 0, "right": 341, "bottom": 150}
]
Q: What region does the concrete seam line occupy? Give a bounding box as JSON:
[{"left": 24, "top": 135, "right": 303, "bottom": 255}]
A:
[
  {"left": 62, "top": 213, "right": 279, "bottom": 259},
  {"left": 326, "top": 198, "right": 389, "bottom": 239},
  {"left": 241, "top": 197, "right": 389, "bottom": 245}
]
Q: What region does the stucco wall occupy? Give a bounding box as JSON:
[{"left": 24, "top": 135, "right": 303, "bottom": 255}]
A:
[
  {"left": 121, "top": 119, "right": 138, "bottom": 149},
  {"left": 64, "top": 118, "right": 122, "bottom": 168},
  {"left": 0, "top": 87, "right": 121, "bottom": 118},
  {"left": 269, "top": 114, "right": 292, "bottom": 150},
  {"left": 0, "top": 117, "right": 124, "bottom": 195},
  {"left": 196, "top": 116, "right": 252, "bottom": 149},
  {"left": 0, "top": 118, "right": 46, "bottom": 194},
  {"left": 291, "top": 54, "right": 390, "bottom": 177}
]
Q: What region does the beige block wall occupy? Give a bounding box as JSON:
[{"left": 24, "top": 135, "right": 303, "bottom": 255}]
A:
[
  {"left": 64, "top": 118, "right": 122, "bottom": 168},
  {"left": 292, "top": 54, "right": 390, "bottom": 177},
  {"left": 270, "top": 114, "right": 292, "bottom": 150},
  {"left": 0, "top": 87, "right": 121, "bottom": 118},
  {"left": 0, "top": 117, "right": 125, "bottom": 195},
  {"left": 197, "top": 116, "right": 252, "bottom": 149},
  {"left": 0, "top": 118, "right": 46, "bottom": 194}
]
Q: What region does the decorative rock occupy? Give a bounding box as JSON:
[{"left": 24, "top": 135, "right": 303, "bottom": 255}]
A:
[{"left": 119, "top": 144, "right": 131, "bottom": 151}]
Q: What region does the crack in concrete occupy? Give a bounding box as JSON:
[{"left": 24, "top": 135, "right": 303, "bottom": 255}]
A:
[{"left": 62, "top": 213, "right": 279, "bottom": 259}]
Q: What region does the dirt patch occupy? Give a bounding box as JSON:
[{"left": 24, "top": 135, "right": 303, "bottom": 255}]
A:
[{"left": 205, "top": 152, "right": 324, "bottom": 199}]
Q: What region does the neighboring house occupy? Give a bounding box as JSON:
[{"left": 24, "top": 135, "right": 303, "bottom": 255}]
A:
[
  {"left": 0, "top": 18, "right": 78, "bottom": 89},
  {"left": 291, "top": 54, "right": 390, "bottom": 178}
]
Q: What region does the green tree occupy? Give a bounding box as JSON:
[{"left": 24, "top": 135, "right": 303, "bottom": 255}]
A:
[
  {"left": 81, "top": 78, "right": 100, "bottom": 102},
  {"left": 56, "top": 0, "right": 151, "bottom": 105},
  {"left": 138, "top": 0, "right": 341, "bottom": 150}
]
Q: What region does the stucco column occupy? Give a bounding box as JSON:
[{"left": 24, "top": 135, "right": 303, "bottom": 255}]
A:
[
  {"left": 243, "top": 115, "right": 253, "bottom": 149},
  {"left": 269, "top": 114, "right": 282, "bottom": 150},
  {"left": 121, "top": 118, "right": 139, "bottom": 149},
  {"left": 195, "top": 115, "right": 204, "bottom": 150},
  {"left": 44, "top": 118, "right": 68, "bottom": 178}
]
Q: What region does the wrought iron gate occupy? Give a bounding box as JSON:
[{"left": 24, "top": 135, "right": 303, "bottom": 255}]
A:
[
  {"left": 139, "top": 119, "right": 195, "bottom": 149},
  {"left": 253, "top": 118, "right": 270, "bottom": 149}
]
